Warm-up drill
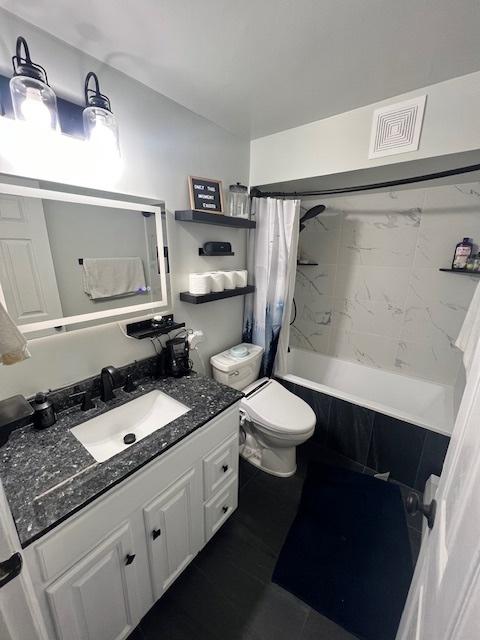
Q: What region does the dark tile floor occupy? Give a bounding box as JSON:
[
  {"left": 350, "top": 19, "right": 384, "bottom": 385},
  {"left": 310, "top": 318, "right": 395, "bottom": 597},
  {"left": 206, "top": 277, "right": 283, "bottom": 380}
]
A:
[{"left": 128, "top": 442, "right": 421, "bottom": 640}]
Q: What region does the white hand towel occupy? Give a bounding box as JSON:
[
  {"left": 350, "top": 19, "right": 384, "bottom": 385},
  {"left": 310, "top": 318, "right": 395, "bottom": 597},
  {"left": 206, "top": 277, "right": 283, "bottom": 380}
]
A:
[
  {"left": 82, "top": 257, "right": 147, "bottom": 300},
  {"left": 456, "top": 280, "right": 480, "bottom": 374},
  {"left": 0, "top": 301, "right": 30, "bottom": 365}
]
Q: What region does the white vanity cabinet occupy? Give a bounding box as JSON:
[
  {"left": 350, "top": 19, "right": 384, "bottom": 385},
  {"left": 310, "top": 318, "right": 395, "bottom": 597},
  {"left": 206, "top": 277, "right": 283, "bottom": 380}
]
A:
[
  {"left": 45, "top": 522, "right": 142, "bottom": 640},
  {"left": 24, "top": 404, "right": 239, "bottom": 640},
  {"left": 144, "top": 466, "right": 200, "bottom": 600}
]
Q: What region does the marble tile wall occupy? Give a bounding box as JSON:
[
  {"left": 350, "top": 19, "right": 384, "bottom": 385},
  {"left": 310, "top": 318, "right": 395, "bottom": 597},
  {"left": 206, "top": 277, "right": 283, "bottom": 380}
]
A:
[{"left": 291, "top": 183, "right": 480, "bottom": 385}]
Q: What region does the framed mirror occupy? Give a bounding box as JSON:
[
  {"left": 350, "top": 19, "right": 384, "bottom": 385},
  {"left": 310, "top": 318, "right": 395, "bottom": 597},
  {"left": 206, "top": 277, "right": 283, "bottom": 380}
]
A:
[{"left": 0, "top": 179, "right": 169, "bottom": 335}]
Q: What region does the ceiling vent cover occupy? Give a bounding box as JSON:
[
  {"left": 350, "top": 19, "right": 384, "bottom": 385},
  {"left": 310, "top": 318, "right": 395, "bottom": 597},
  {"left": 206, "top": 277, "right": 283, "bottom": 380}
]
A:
[{"left": 368, "top": 95, "right": 426, "bottom": 159}]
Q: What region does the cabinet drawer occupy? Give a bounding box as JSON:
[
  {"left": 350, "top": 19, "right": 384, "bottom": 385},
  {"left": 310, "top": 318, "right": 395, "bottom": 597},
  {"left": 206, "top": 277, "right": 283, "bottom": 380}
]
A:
[
  {"left": 204, "top": 476, "right": 238, "bottom": 542},
  {"left": 203, "top": 434, "right": 238, "bottom": 500}
]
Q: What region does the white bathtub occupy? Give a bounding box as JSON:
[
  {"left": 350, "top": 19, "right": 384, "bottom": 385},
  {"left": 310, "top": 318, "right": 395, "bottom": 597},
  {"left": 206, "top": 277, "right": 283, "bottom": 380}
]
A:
[{"left": 278, "top": 347, "right": 455, "bottom": 436}]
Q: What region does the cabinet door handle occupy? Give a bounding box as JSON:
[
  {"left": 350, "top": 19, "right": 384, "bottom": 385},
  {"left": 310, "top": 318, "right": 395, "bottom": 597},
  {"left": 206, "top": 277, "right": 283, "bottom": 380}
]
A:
[
  {"left": 152, "top": 528, "right": 161, "bottom": 540},
  {"left": 222, "top": 506, "right": 228, "bottom": 514},
  {"left": 0, "top": 552, "right": 22, "bottom": 589},
  {"left": 222, "top": 464, "right": 229, "bottom": 473},
  {"left": 125, "top": 553, "right": 136, "bottom": 566}
]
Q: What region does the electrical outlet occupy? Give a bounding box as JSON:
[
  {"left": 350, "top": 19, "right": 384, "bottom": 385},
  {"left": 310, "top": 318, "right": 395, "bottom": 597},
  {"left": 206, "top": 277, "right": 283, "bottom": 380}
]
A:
[{"left": 188, "top": 330, "right": 205, "bottom": 349}]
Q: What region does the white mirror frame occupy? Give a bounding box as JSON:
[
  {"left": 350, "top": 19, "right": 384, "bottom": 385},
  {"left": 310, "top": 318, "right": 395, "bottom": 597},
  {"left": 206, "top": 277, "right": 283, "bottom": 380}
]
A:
[{"left": 0, "top": 181, "right": 169, "bottom": 334}]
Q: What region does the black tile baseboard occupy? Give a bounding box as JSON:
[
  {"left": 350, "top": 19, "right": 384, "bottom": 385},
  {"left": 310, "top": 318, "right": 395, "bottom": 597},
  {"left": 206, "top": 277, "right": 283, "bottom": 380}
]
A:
[
  {"left": 281, "top": 379, "right": 331, "bottom": 444},
  {"left": 367, "top": 413, "right": 427, "bottom": 488},
  {"left": 280, "top": 380, "right": 450, "bottom": 491},
  {"left": 327, "top": 398, "right": 375, "bottom": 465},
  {"left": 414, "top": 430, "right": 451, "bottom": 492}
]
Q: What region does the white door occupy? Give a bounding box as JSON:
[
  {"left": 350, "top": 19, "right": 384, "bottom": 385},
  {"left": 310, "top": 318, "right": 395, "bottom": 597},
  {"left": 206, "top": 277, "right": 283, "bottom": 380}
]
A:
[
  {"left": 0, "top": 481, "right": 48, "bottom": 640},
  {"left": 397, "top": 344, "right": 480, "bottom": 639},
  {"left": 143, "top": 467, "right": 200, "bottom": 599},
  {"left": 0, "top": 194, "right": 63, "bottom": 328},
  {"left": 46, "top": 522, "right": 142, "bottom": 640}
]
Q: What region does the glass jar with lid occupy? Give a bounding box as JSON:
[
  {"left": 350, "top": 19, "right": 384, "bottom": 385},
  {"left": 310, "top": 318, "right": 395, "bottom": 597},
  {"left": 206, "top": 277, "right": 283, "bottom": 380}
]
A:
[{"left": 228, "top": 182, "right": 249, "bottom": 218}]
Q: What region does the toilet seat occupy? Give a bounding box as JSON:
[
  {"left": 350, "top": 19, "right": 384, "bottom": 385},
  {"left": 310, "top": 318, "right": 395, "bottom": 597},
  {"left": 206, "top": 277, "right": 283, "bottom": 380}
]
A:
[{"left": 241, "top": 378, "right": 316, "bottom": 439}]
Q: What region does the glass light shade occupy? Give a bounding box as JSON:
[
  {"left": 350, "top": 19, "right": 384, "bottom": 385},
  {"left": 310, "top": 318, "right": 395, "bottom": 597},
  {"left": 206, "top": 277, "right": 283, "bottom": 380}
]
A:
[
  {"left": 9, "top": 75, "right": 59, "bottom": 131},
  {"left": 83, "top": 106, "right": 120, "bottom": 156}
]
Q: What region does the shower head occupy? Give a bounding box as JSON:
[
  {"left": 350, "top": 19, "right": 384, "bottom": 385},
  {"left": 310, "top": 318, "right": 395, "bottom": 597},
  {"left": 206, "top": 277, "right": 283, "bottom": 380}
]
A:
[{"left": 299, "top": 204, "right": 326, "bottom": 231}]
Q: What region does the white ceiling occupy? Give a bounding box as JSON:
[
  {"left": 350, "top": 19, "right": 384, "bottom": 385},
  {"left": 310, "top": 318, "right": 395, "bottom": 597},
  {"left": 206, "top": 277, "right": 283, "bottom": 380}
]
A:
[{"left": 2, "top": 0, "right": 480, "bottom": 140}]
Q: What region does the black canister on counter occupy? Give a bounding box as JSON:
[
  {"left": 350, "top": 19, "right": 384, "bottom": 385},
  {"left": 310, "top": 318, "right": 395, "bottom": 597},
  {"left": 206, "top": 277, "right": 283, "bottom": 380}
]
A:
[
  {"left": 33, "top": 392, "right": 56, "bottom": 429},
  {"left": 0, "top": 395, "right": 34, "bottom": 446}
]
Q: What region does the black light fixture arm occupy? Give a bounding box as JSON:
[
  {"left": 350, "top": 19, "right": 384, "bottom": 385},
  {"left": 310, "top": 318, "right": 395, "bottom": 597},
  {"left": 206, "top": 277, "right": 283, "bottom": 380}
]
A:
[
  {"left": 251, "top": 161, "right": 480, "bottom": 199},
  {"left": 12, "top": 35, "right": 49, "bottom": 84},
  {"left": 14, "top": 36, "right": 31, "bottom": 65},
  {"left": 84, "top": 71, "right": 112, "bottom": 112}
]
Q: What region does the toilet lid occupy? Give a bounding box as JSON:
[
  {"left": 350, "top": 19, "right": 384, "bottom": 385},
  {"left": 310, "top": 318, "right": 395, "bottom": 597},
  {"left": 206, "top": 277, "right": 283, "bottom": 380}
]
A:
[{"left": 241, "top": 379, "right": 316, "bottom": 435}]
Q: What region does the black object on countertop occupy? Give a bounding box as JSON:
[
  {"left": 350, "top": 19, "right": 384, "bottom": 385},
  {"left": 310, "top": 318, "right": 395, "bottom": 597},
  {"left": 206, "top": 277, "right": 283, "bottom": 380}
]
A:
[
  {"left": 273, "top": 463, "right": 413, "bottom": 640},
  {"left": 155, "top": 348, "right": 168, "bottom": 379},
  {"left": 69, "top": 389, "right": 96, "bottom": 412},
  {"left": 165, "top": 336, "right": 191, "bottom": 378},
  {"left": 123, "top": 374, "right": 138, "bottom": 393},
  {"left": 32, "top": 393, "right": 56, "bottom": 430},
  {"left": 0, "top": 395, "right": 34, "bottom": 446}
]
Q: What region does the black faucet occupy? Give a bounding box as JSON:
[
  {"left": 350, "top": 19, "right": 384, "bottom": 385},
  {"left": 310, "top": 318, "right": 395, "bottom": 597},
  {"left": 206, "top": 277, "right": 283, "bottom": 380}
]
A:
[
  {"left": 69, "top": 389, "right": 96, "bottom": 411},
  {"left": 100, "top": 366, "right": 121, "bottom": 402},
  {"left": 123, "top": 373, "right": 138, "bottom": 393}
]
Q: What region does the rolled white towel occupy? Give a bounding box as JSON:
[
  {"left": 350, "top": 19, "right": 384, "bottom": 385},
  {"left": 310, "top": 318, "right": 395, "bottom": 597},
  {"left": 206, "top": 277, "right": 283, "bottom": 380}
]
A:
[
  {"left": 189, "top": 273, "right": 211, "bottom": 295},
  {"left": 222, "top": 271, "right": 237, "bottom": 290},
  {"left": 0, "top": 302, "right": 30, "bottom": 366},
  {"left": 233, "top": 270, "right": 248, "bottom": 288},
  {"left": 209, "top": 272, "right": 225, "bottom": 292}
]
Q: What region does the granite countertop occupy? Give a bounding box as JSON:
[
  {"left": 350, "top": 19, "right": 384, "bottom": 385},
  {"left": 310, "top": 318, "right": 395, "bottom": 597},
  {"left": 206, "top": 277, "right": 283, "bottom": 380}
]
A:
[{"left": 0, "top": 368, "right": 243, "bottom": 548}]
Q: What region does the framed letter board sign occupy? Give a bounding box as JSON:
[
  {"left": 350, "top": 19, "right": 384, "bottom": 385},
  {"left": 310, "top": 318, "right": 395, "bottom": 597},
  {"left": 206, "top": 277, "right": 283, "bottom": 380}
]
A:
[{"left": 188, "top": 176, "right": 224, "bottom": 213}]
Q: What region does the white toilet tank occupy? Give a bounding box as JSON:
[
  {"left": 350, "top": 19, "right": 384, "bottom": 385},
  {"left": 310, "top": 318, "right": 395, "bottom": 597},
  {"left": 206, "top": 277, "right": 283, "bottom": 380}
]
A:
[{"left": 210, "top": 343, "right": 264, "bottom": 390}]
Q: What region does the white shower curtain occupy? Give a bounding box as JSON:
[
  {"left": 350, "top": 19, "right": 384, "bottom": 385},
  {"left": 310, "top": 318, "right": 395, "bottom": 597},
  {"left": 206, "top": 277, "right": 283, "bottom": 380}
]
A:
[
  {"left": 243, "top": 197, "right": 299, "bottom": 377},
  {"left": 456, "top": 281, "right": 480, "bottom": 375}
]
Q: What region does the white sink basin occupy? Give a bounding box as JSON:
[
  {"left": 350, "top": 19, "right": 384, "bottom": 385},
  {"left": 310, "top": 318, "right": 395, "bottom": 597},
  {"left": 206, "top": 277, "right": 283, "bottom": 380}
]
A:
[{"left": 70, "top": 390, "right": 190, "bottom": 462}]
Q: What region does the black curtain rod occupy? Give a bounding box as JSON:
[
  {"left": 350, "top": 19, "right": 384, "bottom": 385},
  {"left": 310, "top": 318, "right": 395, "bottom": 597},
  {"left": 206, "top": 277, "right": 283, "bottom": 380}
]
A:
[{"left": 251, "top": 161, "right": 480, "bottom": 198}]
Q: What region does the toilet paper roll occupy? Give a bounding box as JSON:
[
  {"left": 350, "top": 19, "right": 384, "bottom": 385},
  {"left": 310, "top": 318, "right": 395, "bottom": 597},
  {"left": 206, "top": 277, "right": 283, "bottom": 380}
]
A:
[
  {"left": 209, "top": 272, "right": 225, "bottom": 292},
  {"left": 221, "top": 271, "right": 237, "bottom": 290},
  {"left": 233, "top": 270, "right": 248, "bottom": 288},
  {"left": 189, "top": 272, "right": 211, "bottom": 295}
]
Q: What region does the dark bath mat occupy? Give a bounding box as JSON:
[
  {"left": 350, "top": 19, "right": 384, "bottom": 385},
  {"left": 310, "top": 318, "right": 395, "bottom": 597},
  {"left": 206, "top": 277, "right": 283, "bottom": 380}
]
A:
[{"left": 272, "top": 463, "right": 413, "bottom": 640}]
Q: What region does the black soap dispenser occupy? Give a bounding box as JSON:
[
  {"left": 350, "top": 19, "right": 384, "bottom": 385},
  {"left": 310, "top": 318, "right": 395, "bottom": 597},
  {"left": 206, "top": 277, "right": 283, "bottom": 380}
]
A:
[{"left": 33, "top": 392, "right": 56, "bottom": 430}]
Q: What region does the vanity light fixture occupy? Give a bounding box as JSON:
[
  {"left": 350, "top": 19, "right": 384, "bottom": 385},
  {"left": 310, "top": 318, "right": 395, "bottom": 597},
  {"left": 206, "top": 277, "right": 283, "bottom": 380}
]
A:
[
  {"left": 9, "top": 36, "right": 59, "bottom": 131},
  {"left": 83, "top": 71, "right": 120, "bottom": 156}
]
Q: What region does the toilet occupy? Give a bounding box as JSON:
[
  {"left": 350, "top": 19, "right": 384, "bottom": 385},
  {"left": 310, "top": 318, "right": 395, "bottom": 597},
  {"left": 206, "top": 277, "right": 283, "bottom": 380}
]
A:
[{"left": 210, "top": 343, "right": 316, "bottom": 477}]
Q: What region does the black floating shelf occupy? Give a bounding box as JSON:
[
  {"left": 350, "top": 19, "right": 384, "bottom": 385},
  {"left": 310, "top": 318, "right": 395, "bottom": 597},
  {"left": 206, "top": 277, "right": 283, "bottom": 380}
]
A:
[
  {"left": 199, "top": 248, "right": 235, "bottom": 256},
  {"left": 439, "top": 268, "right": 480, "bottom": 276},
  {"left": 126, "top": 316, "right": 185, "bottom": 339},
  {"left": 180, "top": 285, "right": 255, "bottom": 304},
  {"left": 297, "top": 261, "right": 319, "bottom": 266},
  {"left": 175, "top": 210, "right": 256, "bottom": 229}
]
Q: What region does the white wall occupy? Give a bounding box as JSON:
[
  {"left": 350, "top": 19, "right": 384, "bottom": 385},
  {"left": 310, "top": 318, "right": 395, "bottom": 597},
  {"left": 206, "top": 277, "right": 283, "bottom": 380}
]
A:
[
  {"left": 292, "top": 182, "right": 480, "bottom": 385},
  {"left": 250, "top": 71, "right": 480, "bottom": 187},
  {"left": 0, "top": 10, "right": 249, "bottom": 399}
]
